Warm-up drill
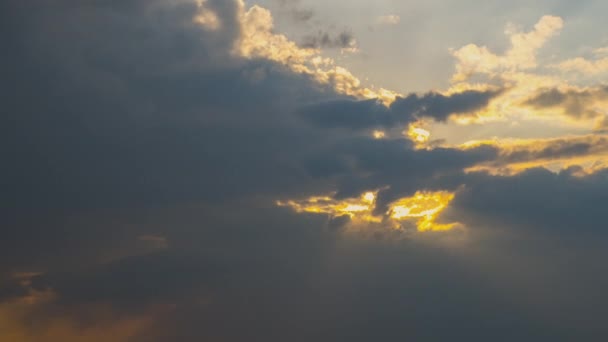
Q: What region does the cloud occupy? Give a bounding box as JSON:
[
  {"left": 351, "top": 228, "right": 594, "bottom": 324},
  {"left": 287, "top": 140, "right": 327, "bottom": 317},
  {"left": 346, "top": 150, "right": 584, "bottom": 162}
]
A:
[
  {"left": 0, "top": 0, "right": 501, "bottom": 277},
  {"left": 3, "top": 1, "right": 608, "bottom": 341},
  {"left": 300, "top": 30, "right": 358, "bottom": 50},
  {"left": 236, "top": 4, "right": 398, "bottom": 103},
  {"left": 459, "top": 134, "right": 608, "bottom": 174},
  {"left": 444, "top": 15, "right": 608, "bottom": 127},
  {"left": 552, "top": 49, "right": 608, "bottom": 75},
  {"left": 523, "top": 86, "right": 608, "bottom": 119},
  {"left": 453, "top": 167, "right": 608, "bottom": 234},
  {"left": 451, "top": 15, "right": 563, "bottom": 81},
  {"left": 299, "top": 89, "right": 502, "bottom": 130},
  {"left": 392, "top": 89, "right": 503, "bottom": 122}
]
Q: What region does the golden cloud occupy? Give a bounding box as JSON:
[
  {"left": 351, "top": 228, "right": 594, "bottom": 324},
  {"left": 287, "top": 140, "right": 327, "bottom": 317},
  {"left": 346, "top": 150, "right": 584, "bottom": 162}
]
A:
[
  {"left": 278, "top": 190, "right": 460, "bottom": 232},
  {"left": 233, "top": 3, "right": 400, "bottom": 105}
]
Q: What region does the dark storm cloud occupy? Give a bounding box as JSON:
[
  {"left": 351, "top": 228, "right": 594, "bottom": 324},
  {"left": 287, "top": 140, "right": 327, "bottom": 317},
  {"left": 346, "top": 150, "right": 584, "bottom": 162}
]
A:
[
  {"left": 0, "top": 0, "right": 499, "bottom": 280},
  {"left": 0, "top": 0, "right": 500, "bottom": 216},
  {"left": 19, "top": 204, "right": 570, "bottom": 342},
  {"left": 452, "top": 167, "right": 608, "bottom": 233},
  {"left": 0, "top": 0, "right": 330, "bottom": 213},
  {"left": 14, "top": 195, "right": 608, "bottom": 341},
  {"left": 4, "top": 0, "right": 608, "bottom": 341},
  {"left": 0, "top": 275, "right": 31, "bottom": 302},
  {"left": 300, "top": 98, "right": 393, "bottom": 129},
  {"left": 391, "top": 89, "right": 502, "bottom": 122},
  {"left": 302, "top": 137, "right": 498, "bottom": 209},
  {"left": 300, "top": 89, "right": 502, "bottom": 130},
  {"left": 0, "top": 0, "right": 353, "bottom": 288},
  {"left": 28, "top": 205, "right": 334, "bottom": 306}
]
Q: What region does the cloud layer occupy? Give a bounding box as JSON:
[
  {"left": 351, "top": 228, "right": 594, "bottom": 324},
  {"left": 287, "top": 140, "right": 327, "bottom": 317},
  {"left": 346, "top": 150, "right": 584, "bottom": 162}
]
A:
[{"left": 2, "top": 0, "right": 608, "bottom": 341}]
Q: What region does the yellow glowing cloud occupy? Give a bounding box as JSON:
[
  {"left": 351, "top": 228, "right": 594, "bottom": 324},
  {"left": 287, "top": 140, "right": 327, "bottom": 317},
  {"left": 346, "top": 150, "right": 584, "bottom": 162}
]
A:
[
  {"left": 441, "top": 15, "right": 602, "bottom": 127},
  {"left": 406, "top": 124, "right": 431, "bottom": 146},
  {"left": 444, "top": 14, "right": 608, "bottom": 131},
  {"left": 363, "top": 191, "right": 376, "bottom": 203},
  {"left": 278, "top": 190, "right": 459, "bottom": 232},
  {"left": 231, "top": 6, "right": 602, "bottom": 132},
  {"left": 233, "top": 3, "right": 400, "bottom": 105},
  {"left": 372, "top": 130, "right": 387, "bottom": 139},
  {"left": 277, "top": 191, "right": 381, "bottom": 223},
  {"left": 388, "top": 191, "right": 456, "bottom": 232}
]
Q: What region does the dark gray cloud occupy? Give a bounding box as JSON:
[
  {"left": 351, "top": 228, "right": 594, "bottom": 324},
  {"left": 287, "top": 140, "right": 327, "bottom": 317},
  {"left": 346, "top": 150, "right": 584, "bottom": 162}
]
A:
[
  {"left": 300, "top": 89, "right": 502, "bottom": 131},
  {"left": 301, "top": 30, "right": 357, "bottom": 49},
  {"left": 302, "top": 137, "right": 498, "bottom": 210},
  {"left": 1, "top": 0, "right": 331, "bottom": 213},
  {"left": 13, "top": 204, "right": 577, "bottom": 342},
  {"left": 475, "top": 135, "right": 608, "bottom": 168},
  {"left": 524, "top": 86, "right": 608, "bottom": 118},
  {"left": 3, "top": 0, "right": 608, "bottom": 341},
  {"left": 300, "top": 98, "right": 392, "bottom": 129},
  {"left": 391, "top": 89, "right": 502, "bottom": 122},
  {"left": 0, "top": 0, "right": 497, "bottom": 283},
  {"left": 453, "top": 167, "right": 608, "bottom": 234}
]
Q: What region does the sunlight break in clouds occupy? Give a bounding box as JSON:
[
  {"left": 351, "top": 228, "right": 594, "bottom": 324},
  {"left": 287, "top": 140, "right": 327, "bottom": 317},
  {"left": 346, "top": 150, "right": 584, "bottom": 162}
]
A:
[
  {"left": 278, "top": 190, "right": 460, "bottom": 232},
  {"left": 6, "top": 1, "right": 608, "bottom": 340},
  {"left": 251, "top": 9, "right": 608, "bottom": 232}
]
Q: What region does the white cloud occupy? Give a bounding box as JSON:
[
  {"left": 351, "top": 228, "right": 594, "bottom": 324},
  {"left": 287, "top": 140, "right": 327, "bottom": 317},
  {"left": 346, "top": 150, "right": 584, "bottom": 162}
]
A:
[{"left": 450, "top": 15, "right": 563, "bottom": 81}]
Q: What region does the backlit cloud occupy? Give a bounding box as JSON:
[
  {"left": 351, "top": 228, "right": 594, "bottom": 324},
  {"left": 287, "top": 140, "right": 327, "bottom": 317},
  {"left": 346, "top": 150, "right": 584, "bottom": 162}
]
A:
[{"left": 3, "top": 0, "right": 608, "bottom": 340}]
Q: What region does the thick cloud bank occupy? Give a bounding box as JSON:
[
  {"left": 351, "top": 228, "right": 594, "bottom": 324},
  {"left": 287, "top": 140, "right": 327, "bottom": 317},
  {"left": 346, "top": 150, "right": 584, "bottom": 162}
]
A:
[{"left": 2, "top": 1, "right": 608, "bottom": 341}]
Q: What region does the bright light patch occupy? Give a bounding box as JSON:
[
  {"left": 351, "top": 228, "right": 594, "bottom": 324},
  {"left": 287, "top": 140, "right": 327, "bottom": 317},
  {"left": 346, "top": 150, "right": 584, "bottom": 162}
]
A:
[
  {"left": 388, "top": 191, "right": 456, "bottom": 232},
  {"left": 363, "top": 191, "right": 376, "bottom": 203},
  {"left": 278, "top": 190, "right": 458, "bottom": 232},
  {"left": 372, "top": 130, "right": 386, "bottom": 139},
  {"left": 277, "top": 191, "right": 381, "bottom": 223},
  {"left": 410, "top": 127, "right": 430, "bottom": 142},
  {"left": 406, "top": 125, "right": 431, "bottom": 146}
]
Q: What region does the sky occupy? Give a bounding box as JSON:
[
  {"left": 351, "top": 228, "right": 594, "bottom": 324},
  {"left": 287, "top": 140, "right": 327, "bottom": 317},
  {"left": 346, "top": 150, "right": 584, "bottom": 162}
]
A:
[{"left": 2, "top": 0, "right": 608, "bottom": 340}]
